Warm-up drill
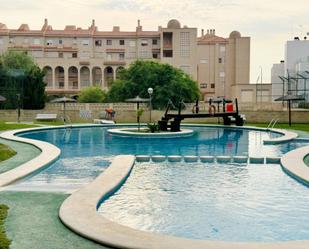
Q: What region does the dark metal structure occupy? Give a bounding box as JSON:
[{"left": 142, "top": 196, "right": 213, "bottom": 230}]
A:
[
  {"left": 159, "top": 98, "right": 245, "bottom": 132},
  {"left": 275, "top": 95, "right": 305, "bottom": 126}
]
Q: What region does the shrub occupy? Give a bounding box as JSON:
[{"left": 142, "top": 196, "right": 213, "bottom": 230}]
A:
[
  {"left": 78, "top": 86, "right": 106, "bottom": 103},
  {"left": 147, "top": 122, "right": 160, "bottom": 133},
  {"left": 0, "top": 204, "right": 11, "bottom": 249}
]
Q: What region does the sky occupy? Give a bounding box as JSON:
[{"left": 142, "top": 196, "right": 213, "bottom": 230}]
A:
[{"left": 0, "top": 0, "right": 308, "bottom": 83}]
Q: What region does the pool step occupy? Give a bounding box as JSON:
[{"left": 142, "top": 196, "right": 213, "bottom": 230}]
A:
[{"left": 136, "top": 155, "right": 281, "bottom": 165}]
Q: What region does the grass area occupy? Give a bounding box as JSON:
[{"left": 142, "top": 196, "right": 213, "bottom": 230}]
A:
[
  {"left": 246, "top": 123, "right": 309, "bottom": 132},
  {"left": 0, "top": 204, "right": 11, "bottom": 249},
  {"left": 0, "top": 144, "right": 17, "bottom": 162},
  {"left": 0, "top": 122, "right": 38, "bottom": 131},
  {"left": 305, "top": 155, "right": 309, "bottom": 167},
  {"left": 0, "top": 191, "right": 109, "bottom": 249}
]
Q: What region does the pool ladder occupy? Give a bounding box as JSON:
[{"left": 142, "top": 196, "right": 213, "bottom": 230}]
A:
[{"left": 267, "top": 118, "right": 279, "bottom": 130}]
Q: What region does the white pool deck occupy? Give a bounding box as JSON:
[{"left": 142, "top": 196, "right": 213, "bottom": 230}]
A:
[{"left": 0, "top": 124, "right": 308, "bottom": 249}]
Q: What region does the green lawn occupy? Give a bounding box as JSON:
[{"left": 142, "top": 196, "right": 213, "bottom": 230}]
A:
[
  {"left": 0, "top": 122, "right": 38, "bottom": 131},
  {"left": 0, "top": 204, "right": 10, "bottom": 249},
  {"left": 0, "top": 144, "right": 16, "bottom": 162},
  {"left": 0, "top": 192, "right": 109, "bottom": 249},
  {"left": 246, "top": 123, "right": 309, "bottom": 132},
  {"left": 304, "top": 155, "right": 309, "bottom": 167}
]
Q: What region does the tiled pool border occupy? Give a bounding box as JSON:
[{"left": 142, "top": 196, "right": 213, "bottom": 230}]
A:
[{"left": 0, "top": 124, "right": 308, "bottom": 248}]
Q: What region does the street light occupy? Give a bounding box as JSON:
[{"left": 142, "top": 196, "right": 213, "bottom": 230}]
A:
[{"left": 147, "top": 87, "right": 153, "bottom": 122}]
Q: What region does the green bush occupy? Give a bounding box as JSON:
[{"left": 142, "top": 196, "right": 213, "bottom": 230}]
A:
[
  {"left": 147, "top": 122, "right": 160, "bottom": 133},
  {"left": 78, "top": 86, "right": 106, "bottom": 103},
  {"left": 0, "top": 204, "right": 10, "bottom": 249},
  {"left": 298, "top": 101, "right": 309, "bottom": 109}
]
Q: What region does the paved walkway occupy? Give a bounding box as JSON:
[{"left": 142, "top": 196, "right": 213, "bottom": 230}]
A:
[{"left": 1, "top": 191, "right": 109, "bottom": 249}]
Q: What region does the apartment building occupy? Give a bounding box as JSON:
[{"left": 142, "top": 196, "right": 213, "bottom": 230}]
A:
[{"left": 0, "top": 19, "right": 250, "bottom": 100}]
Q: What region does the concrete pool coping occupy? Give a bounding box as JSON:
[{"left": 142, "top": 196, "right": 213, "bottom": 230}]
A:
[
  {"left": 0, "top": 127, "right": 61, "bottom": 187},
  {"left": 107, "top": 127, "right": 194, "bottom": 137},
  {"left": 59, "top": 155, "right": 309, "bottom": 249}
]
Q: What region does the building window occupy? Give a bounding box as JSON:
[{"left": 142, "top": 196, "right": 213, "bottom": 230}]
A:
[
  {"left": 33, "top": 39, "right": 40, "bottom": 45},
  {"left": 152, "top": 39, "right": 158, "bottom": 45},
  {"left": 200, "top": 83, "right": 207, "bottom": 88},
  {"left": 119, "top": 40, "right": 125, "bottom": 45},
  {"left": 119, "top": 53, "right": 125, "bottom": 60},
  {"left": 107, "top": 53, "right": 112, "bottom": 61},
  {"left": 73, "top": 37, "right": 77, "bottom": 45},
  {"left": 200, "top": 59, "right": 208, "bottom": 64},
  {"left": 180, "top": 65, "right": 191, "bottom": 75},
  {"left": 211, "top": 83, "right": 215, "bottom": 88},
  {"left": 23, "top": 38, "right": 29, "bottom": 44},
  {"left": 58, "top": 52, "right": 63, "bottom": 58},
  {"left": 9, "top": 38, "right": 14, "bottom": 44},
  {"left": 152, "top": 53, "right": 158, "bottom": 59},
  {"left": 220, "top": 45, "right": 226, "bottom": 53},
  {"left": 163, "top": 50, "right": 173, "bottom": 57},
  {"left": 59, "top": 39, "right": 63, "bottom": 45},
  {"left": 82, "top": 39, "right": 89, "bottom": 46},
  {"left": 220, "top": 72, "right": 225, "bottom": 77},
  {"left": 95, "top": 40, "right": 102, "bottom": 46},
  {"left": 180, "top": 32, "right": 190, "bottom": 57},
  {"left": 107, "top": 39, "right": 112, "bottom": 45},
  {"left": 72, "top": 52, "right": 78, "bottom": 58},
  {"left": 218, "top": 58, "right": 222, "bottom": 63},
  {"left": 46, "top": 40, "right": 53, "bottom": 46},
  {"left": 141, "top": 39, "right": 148, "bottom": 46},
  {"left": 129, "top": 40, "right": 136, "bottom": 47}
]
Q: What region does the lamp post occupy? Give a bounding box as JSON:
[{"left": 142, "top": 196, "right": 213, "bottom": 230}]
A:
[{"left": 147, "top": 87, "right": 153, "bottom": 123}]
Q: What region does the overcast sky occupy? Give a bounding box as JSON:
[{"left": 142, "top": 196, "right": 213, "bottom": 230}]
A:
[{"left": 1, "top": 0, "right": 308, "bottom": 83}]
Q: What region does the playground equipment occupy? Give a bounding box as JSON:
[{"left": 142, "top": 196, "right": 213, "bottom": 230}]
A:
[{"left": 158, "top": 98, "right": 245, "bottom": 132}]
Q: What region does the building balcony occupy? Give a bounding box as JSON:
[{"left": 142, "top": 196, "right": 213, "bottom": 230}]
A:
[{"left": 103, "top": 61, "right": 126, "bottom": 66}]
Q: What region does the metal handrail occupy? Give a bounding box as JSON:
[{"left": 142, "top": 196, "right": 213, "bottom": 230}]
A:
[
  {"left": 266, "top": 118, "right": 275, "bottom": 129},
  {"left": 271, "top": 118, "right": 279, "bottom": 129}
]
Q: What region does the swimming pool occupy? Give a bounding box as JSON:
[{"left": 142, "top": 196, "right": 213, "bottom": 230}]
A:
[
  {"left": 9, "top": 125, "right": 309, "bottom": 243},
  {"left": 11, "top": 125, "right": 309, "bottom": 192}
]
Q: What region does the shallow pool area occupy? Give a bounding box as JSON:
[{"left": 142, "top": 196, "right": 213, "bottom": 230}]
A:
[{"left": 98, "top": 161, "right": 309, "bottom": 242}]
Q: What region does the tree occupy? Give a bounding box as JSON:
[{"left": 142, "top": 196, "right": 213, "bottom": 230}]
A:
[
  {"left": 105, "top": 60, "right": 200, "bottom": 109},
  {"left": 78, "top": 86, "right": 106, "bottom": 103},
  {"left": 0, "top": 51, "right": 46, "bottom": 109}
]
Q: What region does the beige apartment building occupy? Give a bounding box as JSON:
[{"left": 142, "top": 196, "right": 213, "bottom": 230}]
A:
[{"left": 0, "top": 19, "right": 250, "bottom": 100}]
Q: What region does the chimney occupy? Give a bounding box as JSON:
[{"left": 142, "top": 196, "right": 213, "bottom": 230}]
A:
[
  {"left": 136, "top": 19, "right": 142, "bottom": 32},
  {"left": 207, "top": 29, "right": 209, "bottom": 35},
  {"left": 213, "top": 29, "right": 216, "bottom": 35},
  {"left": 113, "top": 26, "right": 120, "bottom": 32},
  {"left": 41, "top": 18, "right": 48, "bottom": 31},
  {"left": 202, "top": 29, "right": 204, "bottom": 36}
]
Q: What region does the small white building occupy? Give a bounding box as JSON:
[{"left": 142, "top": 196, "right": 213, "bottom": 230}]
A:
[{"left": 271, "top": 37, "right": 309, "bottom": 101}]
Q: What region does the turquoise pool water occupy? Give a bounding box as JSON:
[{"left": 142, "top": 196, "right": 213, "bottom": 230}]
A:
[
  {"left": 11, "top": 126, "right": 309, "bottom": 192},
  {"left": 99, "top": 162, "right": 309, "bottom": 242}
]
